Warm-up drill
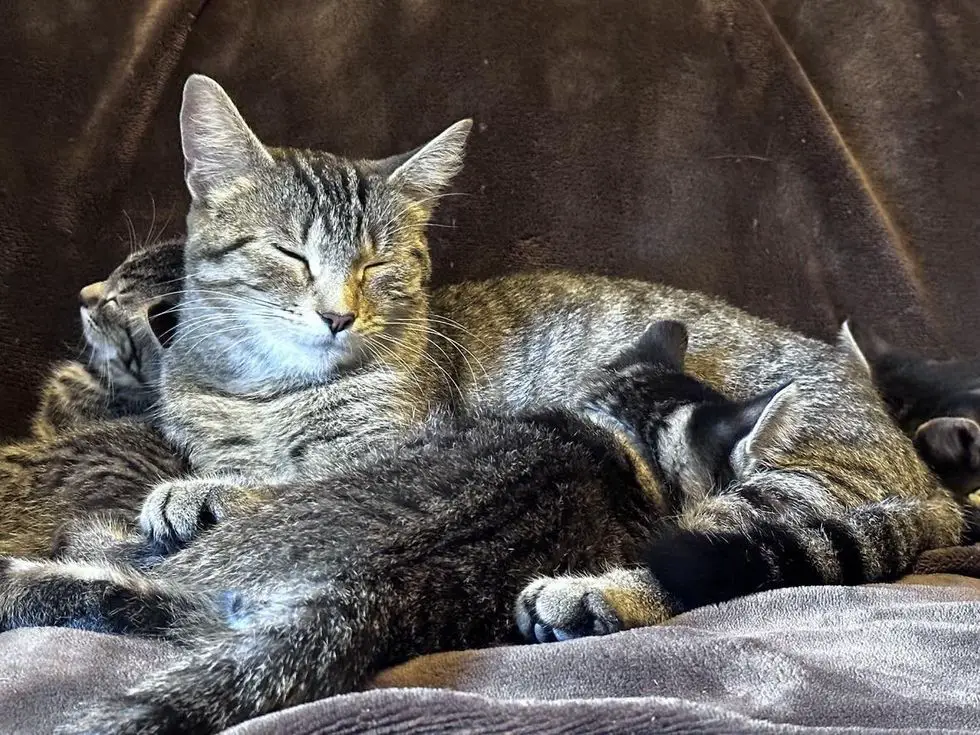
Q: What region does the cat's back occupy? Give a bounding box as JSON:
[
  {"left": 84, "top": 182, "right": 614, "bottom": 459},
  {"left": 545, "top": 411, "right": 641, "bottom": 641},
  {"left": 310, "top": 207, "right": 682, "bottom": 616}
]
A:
[{"left": 431, "top": 270, "right": 840, "bottom": 406}]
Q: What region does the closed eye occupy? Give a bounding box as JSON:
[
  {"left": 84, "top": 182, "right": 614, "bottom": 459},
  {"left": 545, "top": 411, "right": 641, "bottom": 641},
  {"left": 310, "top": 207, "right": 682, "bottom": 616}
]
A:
[
  {"left": 272, "top": 243, "right": 308, "bottom": 266},
  {"left": 363, "top": 261, "right": 391, "bottom": 272}
]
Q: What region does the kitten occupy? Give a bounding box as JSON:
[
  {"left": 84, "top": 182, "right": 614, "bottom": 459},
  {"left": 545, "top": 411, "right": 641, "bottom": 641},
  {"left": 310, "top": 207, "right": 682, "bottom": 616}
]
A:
[
  {"left": 0, "top": 239, "right": 186, "bottom": 557},
  {"left": 132, "top": 77, "right": 960, "bottom": 589},
  {"left": 0, "top": 321, "right": 809, "bottom": 734},
  {"left": 32, "top": 236, "right": 183, "bottom": 439},
  {"left": 515, "top": 330, "right": 955, "bottom": 644},
  {"left": 840, "top": 319, "right": 980, "bottom": 497}
]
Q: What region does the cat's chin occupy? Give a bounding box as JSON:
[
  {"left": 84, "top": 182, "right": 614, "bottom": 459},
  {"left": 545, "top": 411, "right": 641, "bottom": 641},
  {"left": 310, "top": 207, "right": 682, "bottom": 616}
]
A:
[{"left": 251, "top": 329, "right": 363, "bottom": 382}]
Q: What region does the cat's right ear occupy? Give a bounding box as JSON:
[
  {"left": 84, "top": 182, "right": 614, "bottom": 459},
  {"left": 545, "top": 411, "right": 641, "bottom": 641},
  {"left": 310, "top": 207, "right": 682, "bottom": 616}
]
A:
[
  {"left": 381, "top": 119, "right": 473, "bottom": 211},
  {"left": 730, "top": 382, "right": 799, "bottom": 473},
  {"left": 180, "top": 74, "right": 274, "bottom": 204},
  {"left": 146, "top": 298, "right": 179, "bottom": 350},
  {"left": 913, "top": 417, "right": 980, "bottom": 496}
]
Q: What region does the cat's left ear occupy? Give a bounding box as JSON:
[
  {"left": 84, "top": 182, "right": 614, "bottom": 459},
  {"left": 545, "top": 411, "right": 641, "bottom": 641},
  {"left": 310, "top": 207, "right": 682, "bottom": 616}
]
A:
[
  {"left": 380, "top": 119, "right": 473, "bottom": 211},
  {"left": 731, "top": 382, "right": 799, "bottom": 472}
]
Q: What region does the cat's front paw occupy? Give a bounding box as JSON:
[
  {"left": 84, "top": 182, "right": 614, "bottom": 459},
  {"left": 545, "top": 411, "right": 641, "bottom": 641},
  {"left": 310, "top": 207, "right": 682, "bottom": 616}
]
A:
[
  {"left": 139, "top": 478, "right": 244, "bottom": 548},
  {"left": 515, "top": 576, "right": 624, "bottom": 643},
  {"left": 515, "top": 568, "right": 670, "bottom": 643}
]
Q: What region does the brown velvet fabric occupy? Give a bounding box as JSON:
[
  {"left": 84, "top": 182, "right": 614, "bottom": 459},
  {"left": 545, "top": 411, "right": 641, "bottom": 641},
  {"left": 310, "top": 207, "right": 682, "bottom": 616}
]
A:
[{"left": 1, "top": 0, "right": 978, "bottom": 437}]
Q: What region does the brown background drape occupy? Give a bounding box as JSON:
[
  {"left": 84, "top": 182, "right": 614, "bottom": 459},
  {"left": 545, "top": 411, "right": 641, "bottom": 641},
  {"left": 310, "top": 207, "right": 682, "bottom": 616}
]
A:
[{"left": 1, "top": 0, "right": 978, "bottom": 437}]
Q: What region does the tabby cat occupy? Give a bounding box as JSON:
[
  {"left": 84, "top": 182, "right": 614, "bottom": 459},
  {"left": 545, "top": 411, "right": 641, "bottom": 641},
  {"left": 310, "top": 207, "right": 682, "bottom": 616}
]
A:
[
  {"left": 3, "top": 321, "right": 818, "bottom": 734},
  {"left": 127, "top": 78, "right": 960, "bottom": 583},
  {"left": 0, "top": 238, "right": 186, "bottom": 557},
  {"left": 32, "top": 237, "right": 182, "bottom": 439},
  {"left": 841, "top": 319, "right": 980, "bottom": 497}
]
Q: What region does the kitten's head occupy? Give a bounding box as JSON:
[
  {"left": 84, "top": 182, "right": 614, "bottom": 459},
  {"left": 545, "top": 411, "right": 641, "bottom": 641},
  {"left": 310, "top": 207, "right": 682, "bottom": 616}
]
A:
[
  {"left": 840, "top": 319, "right": 980, "bottom": 495},
  {"left": 80, "top": 236, "right": 184, "bottom": 401},
  {"left": 586, "top": 320, "right": 797, "bottom": 497},
  {"left": 177, "top": 74, "right": 471, "bottom": 385}
]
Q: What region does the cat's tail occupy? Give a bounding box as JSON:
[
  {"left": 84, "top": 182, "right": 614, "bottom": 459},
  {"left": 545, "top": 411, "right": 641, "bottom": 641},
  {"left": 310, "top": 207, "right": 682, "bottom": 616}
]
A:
[
  {"left": 645, "top": 483, "right": 965, "bottom": 614},
  {"left": 61, "top": 575, "right": 395, "bottom": 735}
]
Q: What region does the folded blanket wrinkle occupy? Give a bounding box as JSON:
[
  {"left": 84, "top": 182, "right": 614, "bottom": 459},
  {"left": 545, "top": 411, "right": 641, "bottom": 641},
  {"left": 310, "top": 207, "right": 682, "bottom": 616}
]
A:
[{"left": 2, "top": 584, "right": 979, "bottom": 734}]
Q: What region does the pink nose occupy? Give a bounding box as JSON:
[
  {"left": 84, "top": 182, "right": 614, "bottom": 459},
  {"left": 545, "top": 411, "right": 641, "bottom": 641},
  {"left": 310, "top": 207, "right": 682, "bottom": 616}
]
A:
[{"left": 318, "top": 311, "right": 355, "bottom": 334}]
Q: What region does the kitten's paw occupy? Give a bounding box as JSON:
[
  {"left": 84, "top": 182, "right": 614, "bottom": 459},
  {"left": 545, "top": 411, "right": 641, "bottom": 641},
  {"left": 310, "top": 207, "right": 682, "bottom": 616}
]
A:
[
  {"left": 32, "top": 361, "right": 105, "bottom": 438},
  {"left": 515, "top": 576, "right": 623, "bottom": 643},
  {"left": 515, "top": 568, "right": 670, "bottom": 643},
  {"left": 139, "top": 478, "right": 243, "bottom": 547}
]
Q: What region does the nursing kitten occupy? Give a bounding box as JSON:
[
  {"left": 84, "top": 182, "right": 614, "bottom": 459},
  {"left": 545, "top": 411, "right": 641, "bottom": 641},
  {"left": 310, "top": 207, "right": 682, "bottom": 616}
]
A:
[
  {"left": 2, "top": 321, "right": 813, "bottom": 734},
  {"left": 131, "top": 77, "right": 959, "bottom": 582},
  {"left": 0, "top": 239, "right": 186, "bottom": 557},
  {"left": 32, "top": 236, "right": 183, "bottom": 439},
  {"left": 840, "top": 319, "right": 980, "bottom": 497}
]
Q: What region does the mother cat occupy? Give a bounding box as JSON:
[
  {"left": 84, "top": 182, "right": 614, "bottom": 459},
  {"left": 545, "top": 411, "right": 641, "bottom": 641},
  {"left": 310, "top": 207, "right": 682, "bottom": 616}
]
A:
[{"left": 143, "top": 76, "right": 961, "bottom": 583}]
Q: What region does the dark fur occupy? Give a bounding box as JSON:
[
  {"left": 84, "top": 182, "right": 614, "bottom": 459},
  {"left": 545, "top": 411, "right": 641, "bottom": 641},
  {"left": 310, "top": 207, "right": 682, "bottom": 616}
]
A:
[
  {"left": 842, "top": 319, "right": 980, "bottom": 497},
  {"left": 0, "top": 322, "right": 778, "bottom": 734}
]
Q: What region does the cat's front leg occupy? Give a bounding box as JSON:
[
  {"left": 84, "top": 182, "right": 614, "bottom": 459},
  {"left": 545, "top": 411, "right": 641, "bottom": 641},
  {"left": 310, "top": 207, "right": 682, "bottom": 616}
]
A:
[
  {"left": 139, "top": 477, "right": 265, "bottom": 548},
  {"left": 515, "top": 567, "right": 673, "bottom": 643},
  {"left": 0, "top": 556, "right": 181, "bottom": 634}
]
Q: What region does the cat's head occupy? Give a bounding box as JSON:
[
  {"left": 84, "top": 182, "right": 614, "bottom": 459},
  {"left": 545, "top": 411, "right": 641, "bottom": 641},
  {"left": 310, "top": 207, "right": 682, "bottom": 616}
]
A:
[
  {"left": 177, "top": 74, "right": 471, "bottom": 386},
  {"left": 80, "top": 236, "right": 184, "bottom": 401},
  {"left": 586, "top": 320, "right": 797, "bottom": 497},
  {"left": 840, "top": 319, "right": 980, "bottom": 495}
]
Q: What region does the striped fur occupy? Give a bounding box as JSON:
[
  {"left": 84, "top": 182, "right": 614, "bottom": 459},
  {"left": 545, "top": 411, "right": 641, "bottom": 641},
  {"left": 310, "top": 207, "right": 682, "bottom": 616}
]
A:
[{"left": 0, "top": 322, "right": 795, "bottom": 734}]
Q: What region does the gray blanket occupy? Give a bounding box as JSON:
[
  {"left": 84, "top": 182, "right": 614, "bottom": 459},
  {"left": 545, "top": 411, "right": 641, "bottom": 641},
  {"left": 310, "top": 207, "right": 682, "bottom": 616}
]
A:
[{"left": 3, "top": 582, "right": 980, "bottom": 734}]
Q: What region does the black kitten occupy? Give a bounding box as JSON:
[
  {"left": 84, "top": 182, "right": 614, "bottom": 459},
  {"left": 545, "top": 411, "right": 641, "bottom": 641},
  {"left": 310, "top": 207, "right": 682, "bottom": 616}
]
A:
[{"left": 841, "top": 319, "right": 980, "bottom": 497}]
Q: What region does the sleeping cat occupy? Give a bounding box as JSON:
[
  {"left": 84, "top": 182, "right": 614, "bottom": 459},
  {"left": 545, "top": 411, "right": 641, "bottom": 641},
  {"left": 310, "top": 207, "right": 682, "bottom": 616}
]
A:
[
  {"left": 0, "top": 238, "right": 186, "bottom": 557},
  {"left": 31, "top": 237, "right": 183, "bottom": 440},
  {"left": 840, "top": 319, "right": 980, "bottom": 497},
  {"left": 3, "top": 74, "right": 960, "bottom": 731},
  {"left": 0, "top": 320, "right": 888, "bottom": 735},
  {"left": 130, "top": 77, "right": 960, "bottom": 587}
]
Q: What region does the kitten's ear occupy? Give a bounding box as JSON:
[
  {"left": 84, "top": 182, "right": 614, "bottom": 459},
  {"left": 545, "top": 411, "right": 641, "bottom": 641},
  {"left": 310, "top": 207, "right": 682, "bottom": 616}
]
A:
[
  {"left": 731, "top": 382, "right": 799, "bottom": 470},
  {"left": 382, "top": 119, "right": 473, "bottom": 209},
  {"left": 839, "top": 318, "right": 891, "bottom": 376},
  {"left": 633, "top": 320, "right": 689, "bottom": 372},
  {"left": 913, "top": 417, "right": 980, "bottom": 495},
  {"left": 180, "top": 74, "right": 273, "bottom": 203}
]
